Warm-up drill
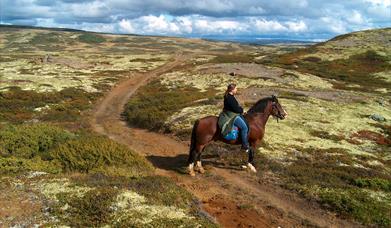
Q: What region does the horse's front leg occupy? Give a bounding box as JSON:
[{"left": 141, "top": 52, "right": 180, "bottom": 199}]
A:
[{"left": 247, "top": 145, "right": 257, "bottom": 173}]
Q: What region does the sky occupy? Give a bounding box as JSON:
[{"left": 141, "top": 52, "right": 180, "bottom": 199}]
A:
[{"left": 1, "top": 0, "right": 390, "bottom": 40}]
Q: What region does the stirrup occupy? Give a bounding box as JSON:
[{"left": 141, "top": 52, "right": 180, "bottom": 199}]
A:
[{"left": 241, "top": 145, "right": 250, "bottom": 153}]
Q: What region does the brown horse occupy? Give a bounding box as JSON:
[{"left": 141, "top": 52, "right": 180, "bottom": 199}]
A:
[{"left": 187, "top": 95, "right": 287, "bottom": 176}]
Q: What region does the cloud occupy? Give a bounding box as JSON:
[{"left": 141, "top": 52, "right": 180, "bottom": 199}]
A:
[
  {"left": 1, "top": 0, "right": 390, "bottom": 39},
  {"left": 347, "top": 10, "right": 365, "bottom": 24},
  {"left": 118, "top": 19, "right": 135, "bottom": 33}
]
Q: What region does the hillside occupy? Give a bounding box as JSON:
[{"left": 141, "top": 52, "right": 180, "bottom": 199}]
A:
[
  {"left": 265, "top": 28, "right": 391, "bottom": 92},
  {"left": 0, "top": 26, "right": 390, "bottom": 227}
]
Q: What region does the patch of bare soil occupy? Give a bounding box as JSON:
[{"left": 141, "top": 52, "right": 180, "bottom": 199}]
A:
[
  {"left": 197, "top": 63, "right": 285, "bottom": 82},
  {"left": 240, "top": 87, "right": 367, "bottom": 103},
  {"left": 89, "top": 52, "right": 361, "bottom": 227},
  {"left": 0, "top": 179, "right": 43, "bottom": 227},
  {"left": 32, "top": 54, "right": 93, "bottom": 69}
]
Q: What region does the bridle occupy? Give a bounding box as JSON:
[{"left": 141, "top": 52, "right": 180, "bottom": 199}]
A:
[{"left": 271, "top": 101, "right": 285, "bottom": 122}]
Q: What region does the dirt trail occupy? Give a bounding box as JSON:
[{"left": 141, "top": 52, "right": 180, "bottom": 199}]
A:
[{"left": 90, "top": 53, "right": 359, "bottom": 228}]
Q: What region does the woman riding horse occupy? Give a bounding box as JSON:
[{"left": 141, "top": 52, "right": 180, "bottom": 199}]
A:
[
  {"left": 187, "top": 84, "right": 288, "bottom": 176},
  {"left": 223, "top": 83, "right": 250, "bottom": 152}
]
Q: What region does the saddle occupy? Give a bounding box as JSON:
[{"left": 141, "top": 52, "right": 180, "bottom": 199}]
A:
[{"left": 218, "top": 111, "right": 250, "bottom": 141}]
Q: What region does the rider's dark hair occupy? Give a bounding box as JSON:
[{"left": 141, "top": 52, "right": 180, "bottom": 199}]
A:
[{"left": 224, "top": 83, "right": 236, "bottom": 97}]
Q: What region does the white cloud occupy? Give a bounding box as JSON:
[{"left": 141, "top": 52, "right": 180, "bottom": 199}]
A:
[
  {"left": 194, "top": 19, "right": 242, "bottom": 34},
  {"left": 347, "top": 10, "right": 365, "bottom": 24},
  {"left": 68, "top": 1, "right": 109, "bottom": 18},
  {"left": 138, "top": 15, "right": 180, "bottom": 34},
  {"left": 286, "top": 20, "right": 307, "bottom": 32},
  {"left": 254, "top": 19, "right": 286, "bottom": 32},
  {"left": 118, "top": 19, "right": 135, "bottom": 33},
  {"left": 321, "top": 17, "right": 348, "bottom": 34},
  {"left": 4, "top": 0, "right": 390, "bottom": 39}
]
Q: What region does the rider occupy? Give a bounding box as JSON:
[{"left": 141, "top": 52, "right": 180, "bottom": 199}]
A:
[{"left": 223, "top": 83, "right": 250, "bottom": 152}]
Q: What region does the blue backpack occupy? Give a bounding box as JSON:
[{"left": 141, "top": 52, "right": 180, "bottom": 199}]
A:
[{"left": 223, "top": 126, "right": 239, "bottom": 140}]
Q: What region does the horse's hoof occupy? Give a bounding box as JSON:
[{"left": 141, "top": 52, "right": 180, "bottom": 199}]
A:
[
  {"left": 189, "top": 170, "right": 196, "bottom": 177},
  {"left": 198, "top": 167, "right": 205, "bottom": 174},
  {"left": 247, "top": 163, "right": 257, "bottom": 173}
]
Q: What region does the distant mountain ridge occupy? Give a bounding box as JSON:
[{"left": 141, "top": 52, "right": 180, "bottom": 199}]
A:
[{"left": 268, "top": 28, "right": 391, "bottom": 92}]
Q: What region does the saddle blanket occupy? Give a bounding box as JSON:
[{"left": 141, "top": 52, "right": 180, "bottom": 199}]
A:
[{"left": 223, "top": 126, "right": 239, "bottom": 140}]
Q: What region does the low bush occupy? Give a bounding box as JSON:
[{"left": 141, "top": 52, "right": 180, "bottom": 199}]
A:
[
  {"left": 0, "top": 87, "right": 99, "bottom": 123},
  {"left": 0, "top": 123, "right": 74, "bottom": 159},
  {"left": 78, "top": 33, "right": 106, "bottom": 43},
  {"left": 63, "top": 188, "right": 119, "bottom": 227},
  {"left": 50, "top": 134, "right": 153, "bottom": 176},
  {"left": 0, "top": 124, "right": 152, "bottom": 176},
  {"left": 123, "top": 80, "right": 216, "bottom": 131},
  {"left": 318, "top": 188, "right": 390, "bottom": 226}
]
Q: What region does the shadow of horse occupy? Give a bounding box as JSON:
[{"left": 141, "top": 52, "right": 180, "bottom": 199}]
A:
[
  {"left": 147, "top": 154, "right": 189, "bottom": 174},
  {"left": 147, "top": 152, "right": 244, "bottom": 175}
]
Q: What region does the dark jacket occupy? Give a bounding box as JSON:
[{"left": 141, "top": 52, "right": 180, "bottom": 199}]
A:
[{"left": 223, "top": 94, "right": 243, "bottom": 114}]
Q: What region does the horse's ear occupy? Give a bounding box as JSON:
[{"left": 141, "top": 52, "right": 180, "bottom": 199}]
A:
[{"left": 271, "top": 94, "right": 277, "bottom": 102}]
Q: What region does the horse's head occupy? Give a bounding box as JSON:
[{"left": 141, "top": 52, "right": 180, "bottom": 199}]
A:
[{"left": 270, "top": 95, "right": 288, "bottom": 120}]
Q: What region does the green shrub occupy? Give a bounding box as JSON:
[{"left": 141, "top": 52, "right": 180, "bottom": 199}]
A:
[
  {"left": 272, "top": 49, "right": 391, "bottom": 91},
  {"left": 318, "top": 188, "right": 390, "bottom": 226},
  {"left": 0, "top": 123, "right": 74, "bottom": 159},
  {"left": 354, "top": 178, "right": 391, "bottom": 192},
  {"left": 50, "top": 134, "right": 153, "bottom": 176},
  {"left": 0, "top": 87, "right": 99, "bottom": 123},
  {"left": 124, "top": 80, "right": 216, "bottom": 131},
  {"left": 0, "top": 156, "right": 62, "bottom": 174},
  {"left": 70, "top": 174, "right": 217, "bottom": 227},
  {"left": 30, "top": 32, "right": 61, "bottom": 45},
  {"left": 62, "top": 188, "right": 118, "bottom": 227},
  {"left": 78, "top": 33, "right": 106, "bottom": 43},
  {"left": 0, "top": 124, "right": 152, "bottom": 177}
]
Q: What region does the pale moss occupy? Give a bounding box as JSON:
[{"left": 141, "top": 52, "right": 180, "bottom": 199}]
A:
[
  {"left": 34, "top": 178, "right": 92, "bottom": 201},
  {"left": 112, "top": 190, "right": 195, "bottom": 225},
  {"left": 160, "top": 71, "right": 277, "bottom": 93},
  {"left": 365, "top": 189, "right": 391, "bottom": 206},
  {"left": 165, "top": 105, "right": 220, "bottom": 131},
  {"left": 0, "top": 52, "right": 172, "bottom": 92},
  {"left": 191, "top": 55, "right": 216, "bottom": 63},
  {"left": 0, "top": 59, "right": 102, "bottom": 92},
  {"left": 284, "top": 70, "right": 333, "bottom": 90},
  {"left": 94, "top": 54, "right": 171, "bottom": 72},
  {"left": 260, "top": 97, "right": 390, "bottom": 160},
  {"left": 160, "top": 68, "right": 332, "bottom": 93},
  {"left": 367, "top": 160, "right": 384, "bottom": 167}
]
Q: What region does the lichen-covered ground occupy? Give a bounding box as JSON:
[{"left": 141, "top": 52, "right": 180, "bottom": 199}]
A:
[
  {"left": 1, "top": 25, "right": 390, "bottom": 227},
  {"left": 124, "top": 28, "right": 391, "bottom": 226},
  {"left": 1, "top": 26, "right": 261, "bottom": 227}
]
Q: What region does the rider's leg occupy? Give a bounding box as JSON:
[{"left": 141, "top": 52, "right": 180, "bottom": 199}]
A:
[{"left": 233, "top": 116, "right": 249, "bottom": 150}]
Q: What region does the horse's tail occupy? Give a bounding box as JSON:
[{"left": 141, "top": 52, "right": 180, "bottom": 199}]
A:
[{"left": 188, "top": 119, "right": 199, "bottom": 164}]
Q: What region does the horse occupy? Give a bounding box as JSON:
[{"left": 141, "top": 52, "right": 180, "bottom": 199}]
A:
[{"left": 187, "top": 95, "right": 287, "bottom": 176}]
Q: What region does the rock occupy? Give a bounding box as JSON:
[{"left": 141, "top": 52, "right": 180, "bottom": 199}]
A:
[
  {"left": 229, "top": 72, "right": 236, "bottom": 76},
  {"left": 376, "top": 99, "right": 386, "bottom": 106},
  {"left": 370, "top": 114, "right": 386, "bottom": 122},
  {"left": 26, "top": 171, "right": 48, "bottom": 179}
]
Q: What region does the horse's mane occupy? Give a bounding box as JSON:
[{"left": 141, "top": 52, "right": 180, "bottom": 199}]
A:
[{"left": 247, "top": 96, "right": 275, "bottom": 114}]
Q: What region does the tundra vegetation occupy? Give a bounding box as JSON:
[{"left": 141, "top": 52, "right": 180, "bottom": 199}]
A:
[
  {"left": 1, "top": 25, "right": 390, "bottom": 226},
  {"left": 1, "top": 26, "right": 249, "bottom": 227},
  {"left": 124, "top": 28, "right": 391, "bottom": 226}
]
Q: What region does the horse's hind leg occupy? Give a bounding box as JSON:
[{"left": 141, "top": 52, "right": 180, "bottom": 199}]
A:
[
  {"left": 195, "top": 148, "right": 205, "bottom": 174},
  {"left": 188, "top": 149, "right": 197, "bottom": 177}
]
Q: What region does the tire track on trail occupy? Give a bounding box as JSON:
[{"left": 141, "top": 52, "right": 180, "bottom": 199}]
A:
[{"left": 89, "top": 53, "right": 360, "bottom": 228}]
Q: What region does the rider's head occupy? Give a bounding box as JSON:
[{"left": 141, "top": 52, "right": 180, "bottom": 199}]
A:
[{"left": 225, "top": 83, "right": 237, "bottom": 97}]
